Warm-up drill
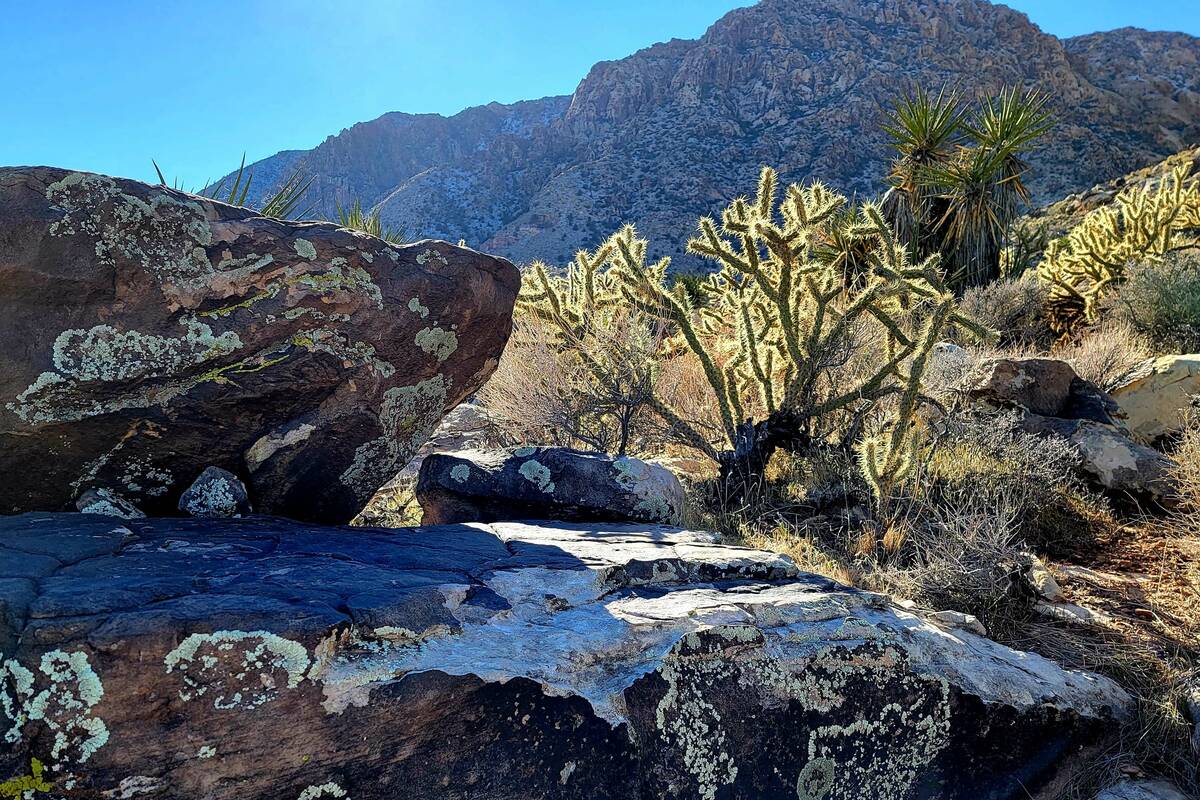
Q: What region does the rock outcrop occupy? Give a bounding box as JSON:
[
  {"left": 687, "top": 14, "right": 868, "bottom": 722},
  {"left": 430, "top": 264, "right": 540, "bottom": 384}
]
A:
[
  {"left": 0, "top": 167, "right": 519, "bottom": 523},
  {"left": 416, "top": 447, "right": 687, "bottom": 525},
  {"left": 214, "top": 0, "right": 1199, "bottom": 272},
  {"left": 1110, "top": 354, "right": 1200, "bottom": 443},
  {"left": 0, "top": 513, "right": 1130, "bottom": 799},
  {"left": 957, "top": 356, "right": 1176, "bottom": 500}
]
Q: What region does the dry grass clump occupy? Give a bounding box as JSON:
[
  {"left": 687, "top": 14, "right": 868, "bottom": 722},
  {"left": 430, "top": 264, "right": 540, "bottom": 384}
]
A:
[
  {"left": 1056, "top": 319, "right": 1154, "bottom": 390},
  {"left": 956, "top": 270, "right": 1054, "bottom": 349}
]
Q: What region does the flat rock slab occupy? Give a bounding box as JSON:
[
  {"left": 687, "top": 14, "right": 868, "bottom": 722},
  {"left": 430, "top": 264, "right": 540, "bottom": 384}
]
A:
[
  {"left": 0, "top": 167, "right": 518, "bottom": 523},
  {"left": 0, "top": 514, "right": 1130, "bottom": 799}
]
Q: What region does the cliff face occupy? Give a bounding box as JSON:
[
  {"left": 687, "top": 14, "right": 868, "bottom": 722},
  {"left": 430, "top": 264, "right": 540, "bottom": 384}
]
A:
[{"left": 222, "top": 0, "right": 1200, "bottom": 270}]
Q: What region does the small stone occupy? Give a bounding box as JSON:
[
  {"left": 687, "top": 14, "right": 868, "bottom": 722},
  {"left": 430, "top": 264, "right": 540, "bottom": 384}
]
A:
[
  {"left": 76, "top": 487, "right": 145, "bottom": 519},
  {"left": 1034, "top": 600, "right": 1115, "bottom": 628},
  {"left": 927, "top": 610, "right": 988, "bottom": 636},
  {"left": 178, "top": 467, "right": 252, "bottom": 518},
  {"left": 1024, "top": 553, "right": 1062, "bottom": 601}
]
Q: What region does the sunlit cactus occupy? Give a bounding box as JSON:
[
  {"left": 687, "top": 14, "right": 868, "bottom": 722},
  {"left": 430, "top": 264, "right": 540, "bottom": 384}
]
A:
[
  {"left": 1038, "top": 163, "right": 1200, "bottom": 336},
  {"left": 521, "top": 166, "right": 990, "bottom": 498}
]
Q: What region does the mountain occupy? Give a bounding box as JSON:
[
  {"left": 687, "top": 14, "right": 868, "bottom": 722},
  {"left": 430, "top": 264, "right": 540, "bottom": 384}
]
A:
[{"left": 221, "top": 0, "right": 1200, "bottom": 271}]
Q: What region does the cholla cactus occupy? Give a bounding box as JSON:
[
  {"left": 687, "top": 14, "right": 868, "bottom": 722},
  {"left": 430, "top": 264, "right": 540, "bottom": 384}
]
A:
[
  {"left": 1038, "top": 163, "right": 1200, "bottom": 336},
  {"left": 521, "top": 167, "right": 988, "bottom": 498}
]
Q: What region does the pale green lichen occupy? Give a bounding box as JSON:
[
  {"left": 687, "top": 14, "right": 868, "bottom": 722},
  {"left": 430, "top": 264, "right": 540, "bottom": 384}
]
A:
[
  {"left": 0, "top": 650, "right": 109, "bottom": 769},
  {"left": 8, "top": 317, "right": 243, "bottom": 426},
  {"left": 46, "top": 172, "right": 214, "bottom": 290},
  {"left": 338, "top": 375, "right": 449, "bottom": 496},
  {"left": 518, "top": 459, "right": 555, "bottom": 493},
  {"left": 297, "top": 782, "right": 347, "bottom": 799},
  {"left": 416, "top": 248, "right": 448, "bottom": 266},
  {"left": 414, "top": 326, "right": 458, "bottom": 362},
  {"left": 293, "top": 239, "right": 318, "bottom": 260},
  {"left": 513, "top": 446, "right": 537, "bottom": 457},
  {"left": 634, "top": 496, "right": 672, "bottom": 523},
  {"left": 51, "top": 319, "right": 242, "bottom": 383},
  {"left": 407, "top": 297, "right": 429, "bottom": 319},
  {"left": 163, "top": 631, "right": 310, "bottom": 710},
  {"left": 289, "top": 328, "right": 395, "bottom": 378},
  {"left": 196, "top": 745, "right": 216, "bottom": 759},
  {"left": 450, "top": 464, "right": 471, "bottom": 484}
]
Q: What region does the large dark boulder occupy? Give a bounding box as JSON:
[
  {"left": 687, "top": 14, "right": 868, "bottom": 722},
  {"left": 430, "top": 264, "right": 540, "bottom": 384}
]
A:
[
  {"left": 0, "top": 167, "right": 519, "bottom": 522},
  {"left": 0, "top": 513, "right": 1129, "bottom": 799},
  {"left": 416, "top": 447, "right": 687, "bottom": 525}
]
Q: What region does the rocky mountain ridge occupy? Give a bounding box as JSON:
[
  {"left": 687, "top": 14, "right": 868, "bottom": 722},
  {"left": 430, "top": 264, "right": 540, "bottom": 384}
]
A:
[{"left": 221, "top": 0, "right": 1200, "bottom": 270}]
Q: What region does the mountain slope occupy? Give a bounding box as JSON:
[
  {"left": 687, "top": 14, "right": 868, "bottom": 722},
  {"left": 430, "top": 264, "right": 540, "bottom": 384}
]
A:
[{"left": 221, "top": 0, "right": 1200, "bottom": 270}]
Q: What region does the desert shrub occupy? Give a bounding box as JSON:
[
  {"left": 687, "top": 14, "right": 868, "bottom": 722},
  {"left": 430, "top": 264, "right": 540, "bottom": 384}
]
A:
[
  {"left": 479, "top": 312, "right": 667, "bottom": 456},
  {"left": 910, "top": 411, "right": 1105, "bottom": 557},
  {"left": 1170, "top": 412, "right": 1200, "bottom": 531},
  {"left": 1057, "top": 318, "right": 1153, "bottom": 390},
  {"left": 1039, "top": 163, "right": 1200, "bottom": 337},
  {"left": 956, "top": 269, "right": 1053, "bottom": 349},
  {"left": 531, "top": 167, "right": 990, "bottom": 499},
  {"left": 1111, "top": 250, "right": 1200, "bottom": 354}
]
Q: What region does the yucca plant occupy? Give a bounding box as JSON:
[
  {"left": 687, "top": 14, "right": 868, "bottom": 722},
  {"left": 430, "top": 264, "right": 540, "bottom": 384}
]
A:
[
  {"left": 881, "top": 85, "right": 963, "bottom": 257},
  {"left": 332, "top": 199, "right": 409, "bottom": 245},
  {"left": 882, "top": 86, "right": 1053, "bottom": 289},
  {"left": 152, "top": 153, "right": 315, "bottom": 220}
]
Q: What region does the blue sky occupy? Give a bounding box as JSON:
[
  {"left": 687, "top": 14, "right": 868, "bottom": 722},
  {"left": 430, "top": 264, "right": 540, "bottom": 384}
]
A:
[{"left": 2, "top": 0, "right": 1197, "bottom": 185}]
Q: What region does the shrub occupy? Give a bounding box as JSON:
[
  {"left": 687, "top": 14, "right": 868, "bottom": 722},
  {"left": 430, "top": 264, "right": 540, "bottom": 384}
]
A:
[
  {"left": 479, "top": 312, "right": 666, "bottom": 457},
  {"left": 1057, "top": 319, "right": 1153, "bottom": 390},
  {"left": 956, "top": 269, "right": 1054, "bottom": 349},
  {"left": 1038, "top": 163, "right": 1200, "bottom": 337},
  {"left": 1111, "top": 250, "right": 1200, "bottom": 354}
]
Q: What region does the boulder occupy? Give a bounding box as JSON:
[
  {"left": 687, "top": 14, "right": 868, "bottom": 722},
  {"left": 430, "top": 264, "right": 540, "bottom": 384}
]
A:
[
  {"left": 1094, "top": 780, "right": 1192, "bottom": 800},
  {"left": 75, "top": 487, "right": 145, "bottom": 519},
  {"left": 0, "top": 513, "right": 1130, "bottom": 800},
  {"left": 1110, "top": 354, "right": 1200, "bottom": 443},
  {"left": 178, "top": 466, "right": 252, "bottom": 518},
  {"left": 959, "top": 357, "right": 1081, "bottom": 416},
  {"left": 1019, "top": 416, "right": 1176, "bottom": 500},
  {"left": 0, "top": 167, "right": 519, "bottom": 523},
  {"left": 416, "top": 447, "right": 687, "bottom": 525}
]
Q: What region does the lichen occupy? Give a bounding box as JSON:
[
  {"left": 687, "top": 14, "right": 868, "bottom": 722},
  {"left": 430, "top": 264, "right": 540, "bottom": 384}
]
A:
[
  {"left": 0, "top": 650, "right": 109, "bottom": 768},
  {"left": 196, "top": 745, "right": 216, "bottom": 759},
  {"left": 414, "top": 326, "right": 458, "bottom": 362},
  {"left": 163, "top": 631, "right": 310, "bottom": 710},
  {"left": 407, "top": 297, "right": 430, "bottom": 319},
  {"left": 338, "top": 375, "right": 449, "bottom": 496},
  {"left": 0, "top": 758, "right": 52, "bottom": 798},
  {"left": 46, "top": 172, "right": 214, "bottom": 289},
  {"left": 297, "top": 781, "right": 348, "bottom": 799},
  {"left": 293, "top": 239, "right": 317, "bottom": 260},
  {"left": 415, "top": 248, "right": 448, "bottom": 266},
  {"left": 518, "top": 459, "right": 555, "bottom": 493},
  {"left": 450, "top": 464, "right": 471, "bottom": 484}
]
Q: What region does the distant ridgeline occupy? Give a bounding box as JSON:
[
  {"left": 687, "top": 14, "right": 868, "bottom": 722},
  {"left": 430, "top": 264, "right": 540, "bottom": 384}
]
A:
[{"left": 212, "top": 0, "right": 1200, "bottom": 271}]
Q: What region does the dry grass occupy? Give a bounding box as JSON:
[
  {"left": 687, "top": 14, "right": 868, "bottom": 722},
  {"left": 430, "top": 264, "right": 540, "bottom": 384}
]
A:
[
  {"left": 1005, "top": 516, "right": 1199, "bottom": 798},
  {"left": 1056, "top": 319, "right": 1154, "bottom": 390}
]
